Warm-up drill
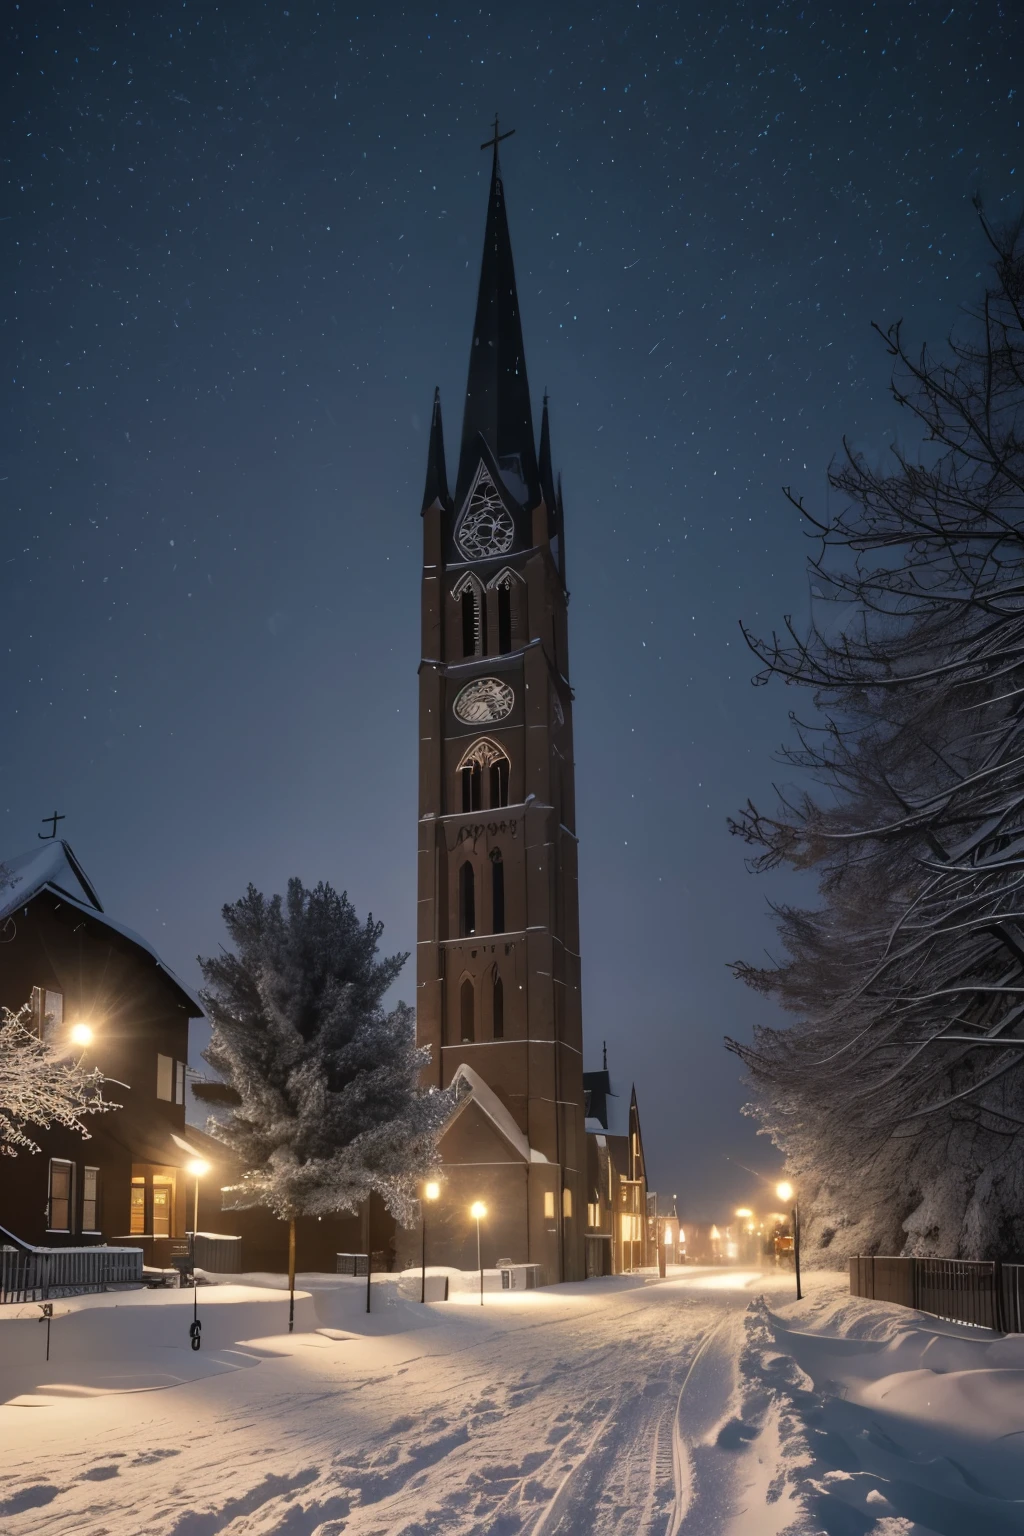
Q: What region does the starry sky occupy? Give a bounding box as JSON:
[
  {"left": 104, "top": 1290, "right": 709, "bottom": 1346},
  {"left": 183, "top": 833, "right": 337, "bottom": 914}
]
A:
[{"left": 5, "top": 1, "right": 1022, "bottom": 1222}]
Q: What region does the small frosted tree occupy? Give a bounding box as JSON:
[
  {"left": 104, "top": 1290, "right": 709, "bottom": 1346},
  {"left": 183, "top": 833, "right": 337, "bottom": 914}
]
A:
[
  {"left": 198, "top": 879, "right": 452, "bottom": 1320},
  {"left": 0, "top": 1003, "right": 115, "bottom": 1156}
]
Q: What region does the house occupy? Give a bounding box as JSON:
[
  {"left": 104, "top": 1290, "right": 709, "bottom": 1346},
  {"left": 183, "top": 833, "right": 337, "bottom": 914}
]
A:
[
  {"left": 0, "top": 840, "right": 204, "bottom": 1268},
  {"left": 582, "top": 1050, "right": 651, "bottom": 1276}
]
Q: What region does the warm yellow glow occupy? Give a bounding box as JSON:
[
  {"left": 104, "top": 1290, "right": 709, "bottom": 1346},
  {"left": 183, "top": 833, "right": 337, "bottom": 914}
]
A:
[
  {"left": 776, "top": 1181, "right": 795, "bottom": 1203},
  {"left": 187, "top": 1159, "right": 211, "bottom": 1178},
  {"left": 470, "top": 1201, "right": 487, "bottom": 1220},
  {"left": 735, "top": 1207, "right": 753, "bottom": 1218},
  {"left": 664, "top": 1226, "right": 673, "bottom": 1245},
  {"left": 69, "top": 1023, "right": 93, "bottom": 1047},
  {"left": 424, "top": 1181, "right": 441, "bottom": 1202}
]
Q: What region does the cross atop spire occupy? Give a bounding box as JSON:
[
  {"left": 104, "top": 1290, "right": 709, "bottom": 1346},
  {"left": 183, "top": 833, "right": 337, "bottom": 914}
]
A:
[{"left": 480, "top": 114, "right": 515, "bottom": 169}]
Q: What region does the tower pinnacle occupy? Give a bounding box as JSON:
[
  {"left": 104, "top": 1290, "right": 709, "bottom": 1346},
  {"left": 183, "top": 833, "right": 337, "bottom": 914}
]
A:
[{"left": 456, "top": 128, "right": 538, "bottom": 507}]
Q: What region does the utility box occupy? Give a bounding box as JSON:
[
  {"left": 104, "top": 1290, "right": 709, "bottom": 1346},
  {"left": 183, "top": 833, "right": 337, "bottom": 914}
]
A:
[{"left": 499, "top": 1264, "right": 540, "bottom": 1291}]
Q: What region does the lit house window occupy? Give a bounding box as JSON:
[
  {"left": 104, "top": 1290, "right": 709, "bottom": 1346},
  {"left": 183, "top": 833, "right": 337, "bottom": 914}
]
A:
[
  {"left": 562, "top": 1187, "right": 573, "bottom": 1220},
  {"left": 587, "top": 1201, "right": 600, "bottom": 1228},
  {"left": 82, "top": 1167, "right": 100, "bottom": 1231},
  {"left": 130, "top": 1178, "right": 146, "bottom": 1234},
  {"left": 157, "top": 1054, "right": 174, "bottom": 1101},
  {"left": 543, "top": 1191, "right": 555, "bottom": 1220},
  {"left": 621, "top": 1214, "right": 642, "bottom": 1243},
  {"left": 48, "top": 1159, "right": 73, "bottom": 1231},
  {"left": 175, "top": 1061, "right": 186, "bottom": 1105}
]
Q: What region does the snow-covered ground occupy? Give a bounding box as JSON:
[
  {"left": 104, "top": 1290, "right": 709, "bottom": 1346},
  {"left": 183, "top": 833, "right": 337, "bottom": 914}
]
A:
[{"left": 1, "top": 1266, "right": 1022, "bottom": 1535}]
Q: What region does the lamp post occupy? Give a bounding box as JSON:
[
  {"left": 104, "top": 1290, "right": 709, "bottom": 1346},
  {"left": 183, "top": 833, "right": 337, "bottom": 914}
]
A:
[
  {"left": 470, "top": 1201, "right": 487, "bottom": 1306},
  {"left": 187, "top": 1158, "right": 210, "bottom": 1238},
  {"left": 777, "top": 1181, "right": 801, "bottom": 1300},
  {"left": 421, "top": 1181, "right": 440, "bottom": 1303}
]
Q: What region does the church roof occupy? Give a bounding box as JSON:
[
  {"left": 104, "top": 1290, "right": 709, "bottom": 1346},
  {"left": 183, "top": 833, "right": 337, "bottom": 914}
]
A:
[
  {"left": 456, "top": 142, "right": 538, "bottom": 508},
  {"left": 448, "top": 1061, "right": 549, "bottom": 1163},
  {"left": 0, "top": 840, "right": 204, "bottom": 1017}
]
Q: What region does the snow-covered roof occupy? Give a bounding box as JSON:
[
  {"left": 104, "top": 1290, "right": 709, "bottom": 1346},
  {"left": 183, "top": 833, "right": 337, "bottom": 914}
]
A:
[
  {"left": 448, "top": 1062, "right": 548, "bottom": 1163},
  {"left": 0, "top": 841, "right": 204, "bottom": 1017}
]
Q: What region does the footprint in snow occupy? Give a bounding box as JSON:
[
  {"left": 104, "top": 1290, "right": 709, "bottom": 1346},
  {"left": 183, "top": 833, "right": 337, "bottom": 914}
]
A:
[
  {"left": 78, "top": 1465, "right": 121, "bottom": 1481},
  {"left": 0, "top": 1486, "right": 61, "bottom": 1515}
]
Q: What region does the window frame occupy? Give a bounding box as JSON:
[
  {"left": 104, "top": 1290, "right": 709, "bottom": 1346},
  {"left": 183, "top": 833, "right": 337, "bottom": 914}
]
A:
[
  {"left": 82, "top": 1166, "right": 100, "bottom": 1233},
  {"left": 47, "top": 1158, "right": 74, "bottom": 1233}
]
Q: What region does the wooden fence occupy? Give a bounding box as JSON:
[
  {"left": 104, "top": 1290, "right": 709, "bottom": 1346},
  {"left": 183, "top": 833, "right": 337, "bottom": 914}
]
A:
[
  {"left": 1, "top": 1243, "right": 143, "bottom": 1303},
  {"left": 851, "top": 1254, "right": 1024, "bottom": 1331}
]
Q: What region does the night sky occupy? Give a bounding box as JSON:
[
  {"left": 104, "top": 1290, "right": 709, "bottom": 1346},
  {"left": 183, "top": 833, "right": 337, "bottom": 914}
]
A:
[{"left": 5, "top": 2, "right": 1022, "bottom": 1221}]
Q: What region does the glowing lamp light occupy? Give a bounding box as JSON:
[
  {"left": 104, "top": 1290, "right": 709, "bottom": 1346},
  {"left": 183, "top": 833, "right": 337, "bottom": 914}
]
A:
[
  {"left": 187, "top": 1159, "right": 211, "bottom": 1178},
  {"left": 424, "top": 1181, "right": 441, "bottom": 1202},
  {"left": 776, "top": 1181, "right": 795, "bottom": 1204},
  {"left": 470, "top": 1201, "right": 487, "bottom": 1221},
  {"left": 69, "top": 1023, "right": 93, "bottom": 1047},
  {"left": 735, "top": 1207, "right": 753, "bottom": 1219}
]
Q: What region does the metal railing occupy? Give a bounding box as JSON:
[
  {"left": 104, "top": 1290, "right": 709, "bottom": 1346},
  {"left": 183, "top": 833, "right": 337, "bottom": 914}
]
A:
[
  {"left": 851, "top": 1254, "right": 1024, "bottom": 1332},
  {"left": 1, "top": 1243, "right": 143, "bottom": 1303}
]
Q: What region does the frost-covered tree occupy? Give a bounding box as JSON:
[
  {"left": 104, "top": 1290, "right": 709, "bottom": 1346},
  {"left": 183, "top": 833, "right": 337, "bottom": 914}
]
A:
[
  {"left": 0, "top": 1003, "right": 115, "bottom": 1155},
  {"left": 729, "top": 213, "right": 1024, "bottom": 1262},
  {"left": 198, "top": 879, "right": 453, "bottom": 1310}
]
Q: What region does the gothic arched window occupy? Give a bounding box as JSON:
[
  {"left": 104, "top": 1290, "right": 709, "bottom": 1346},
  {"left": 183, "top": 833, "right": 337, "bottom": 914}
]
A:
[
  {"left": 492, "top": 970, "right": 504, "bottom": 1039},
  {"left": 490, "top": 849, "right": 505, "bottom": 934},
  {"left": 457, "top": 738, "right": 510, "bottom": 812},
  {"left": 489, "top": 756, "right": 509, "bottom": 809},
  {"left": 487, "top": 568, "right": 520, "bottom": 656},
  {"left": 459, "top": 860, "right": 476, "bottom": 937},
  {"left": 452, "top": 574, "right": 485, "bottom": 659},
  {"left": 461, "top": 977, "right": 475, "bottom": 1042},
  {"left": 461, "top": 760, "right": 483, "bottom": 813},
  {"left": 497, "top": 584, "right": 512, "bottom": 654}
]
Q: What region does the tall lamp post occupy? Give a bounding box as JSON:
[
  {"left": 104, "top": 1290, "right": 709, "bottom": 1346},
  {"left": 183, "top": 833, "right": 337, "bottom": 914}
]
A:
[
  {"left": 470, "top": 1201, "right": 487, "bottom": 1306},
  {"left": 186, "top": 1158, "right": 210, "bottom": 1353},
  {"left": 777, "top": 1181, "right": 801, "bottom": 1300},
  {"left": 187, "top": 1158, "right": 210, "bottom": 1237},
  {"left": 421, "top": 1181, "right": 440, "bottom": 1303}
]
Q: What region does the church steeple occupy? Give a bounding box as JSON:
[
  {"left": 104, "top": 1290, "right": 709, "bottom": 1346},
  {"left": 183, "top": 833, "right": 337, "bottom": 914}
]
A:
[{"left": 456, "top": 131, "right": 538, "bottom": 507}]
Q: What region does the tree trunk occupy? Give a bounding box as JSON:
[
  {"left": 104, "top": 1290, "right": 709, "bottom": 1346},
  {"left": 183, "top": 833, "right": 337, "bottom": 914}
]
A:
[{"left": 288, "top": 1216, "right": 296, "bottom": 1333}]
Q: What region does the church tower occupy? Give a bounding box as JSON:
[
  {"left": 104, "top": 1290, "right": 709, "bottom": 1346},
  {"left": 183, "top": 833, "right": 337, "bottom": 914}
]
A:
[{"left": 415, "top": 133, "right": 586, "bottom": 1285}]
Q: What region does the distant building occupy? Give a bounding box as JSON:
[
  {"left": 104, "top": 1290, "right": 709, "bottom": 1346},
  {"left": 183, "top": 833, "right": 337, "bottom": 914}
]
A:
[
  {"left": 582, "top": 1051, "right": 651, "bottom": 1276},
  {"left": 0, "top": 841, "right": 203, "bottom": 1267}
]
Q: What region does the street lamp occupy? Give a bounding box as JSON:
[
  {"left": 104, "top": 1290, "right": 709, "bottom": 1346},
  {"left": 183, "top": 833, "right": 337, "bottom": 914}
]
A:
[
  {"left": 69, "top": 1022, "right": 94, "bottom": 1048},
  {"left": 470, "top": 1201, "right": 487, "bottom": 1306},
  {"left": 776, "top": 1180, "right": 801, "bottom": 1301},
  {"left": 187, "top": 1158, "right": 210, "bottom": 1236},
  {"left": 421, "top": 1180, "right": 440, "bottom": 1303}
]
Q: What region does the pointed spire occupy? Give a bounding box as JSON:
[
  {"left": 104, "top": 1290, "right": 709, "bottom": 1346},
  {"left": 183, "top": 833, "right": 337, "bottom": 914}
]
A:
[
  {"left": 457, "top": 142, "right": 538, "bottom": 507},
  {"left": 421, "top": 387, "right": 450, "bottom": 514},
  {"left": 538, "top": 392, "right": 556, "bottom": 514}
]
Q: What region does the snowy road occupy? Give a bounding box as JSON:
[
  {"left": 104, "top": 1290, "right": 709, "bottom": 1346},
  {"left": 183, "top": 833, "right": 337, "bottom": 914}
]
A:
[{"left": 0, "top": 1268, "right": 787, "bottom": 1536}]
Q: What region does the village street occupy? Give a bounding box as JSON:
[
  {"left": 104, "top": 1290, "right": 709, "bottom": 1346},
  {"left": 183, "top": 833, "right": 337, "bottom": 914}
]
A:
[{"left": 0, "top": 1268, "right": 800, "bottom": 1536}]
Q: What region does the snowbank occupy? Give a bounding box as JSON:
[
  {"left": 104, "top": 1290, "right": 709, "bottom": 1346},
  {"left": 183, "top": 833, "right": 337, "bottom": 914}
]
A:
[{"left": 675, "top": 1274, "right": 1024, "bottom": 1533}]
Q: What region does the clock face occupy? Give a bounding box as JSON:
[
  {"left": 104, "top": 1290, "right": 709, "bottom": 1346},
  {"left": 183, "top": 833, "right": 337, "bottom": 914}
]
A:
[
  {"left": 453, "top": 677, "right": 515, "bottom": 726},
  {"left": 456, "top": 464, "right": 515, "bottom": 560}
]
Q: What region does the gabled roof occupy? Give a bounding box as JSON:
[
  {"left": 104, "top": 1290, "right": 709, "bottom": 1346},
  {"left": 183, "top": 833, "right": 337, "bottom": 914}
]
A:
[
  {"left": 447, "top": 1062, "right": 548, "bottom": 1163},
  {"left": 0, "top": 840, "right": 204, "bottom": 1018}
]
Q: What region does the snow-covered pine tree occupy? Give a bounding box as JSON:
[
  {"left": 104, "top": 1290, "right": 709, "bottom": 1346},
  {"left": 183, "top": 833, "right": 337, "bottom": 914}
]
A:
[
  {"left": 0, "top": 1003, "right": 115, "bottom": 1155},
  {"left": 729, "top": 213, "right": 1024, "bottom": 1263},
  {"left": 198, "top": 879, "right": 453, "bottom": 1316}
]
